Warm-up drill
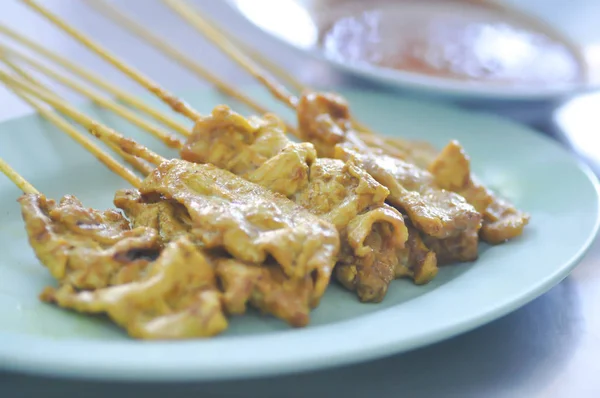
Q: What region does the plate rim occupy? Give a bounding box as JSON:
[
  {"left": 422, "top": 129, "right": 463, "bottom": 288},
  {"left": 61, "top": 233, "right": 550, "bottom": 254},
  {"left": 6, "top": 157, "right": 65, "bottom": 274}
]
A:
[{"left": 0, "top": 87, "right": 599, "bottom": 381}]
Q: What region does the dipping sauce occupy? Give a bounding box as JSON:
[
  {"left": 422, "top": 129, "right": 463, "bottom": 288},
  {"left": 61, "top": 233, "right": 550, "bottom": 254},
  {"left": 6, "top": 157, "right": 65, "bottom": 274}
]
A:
[{"left": 319, "top": 0, "right": 585, "bottom": 86}]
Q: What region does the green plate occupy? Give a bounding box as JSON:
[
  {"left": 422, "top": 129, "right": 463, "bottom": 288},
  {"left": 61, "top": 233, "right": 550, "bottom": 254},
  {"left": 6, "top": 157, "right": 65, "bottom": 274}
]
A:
[{"left": 0, "top": 87, "right": 598, "bottom": 381}]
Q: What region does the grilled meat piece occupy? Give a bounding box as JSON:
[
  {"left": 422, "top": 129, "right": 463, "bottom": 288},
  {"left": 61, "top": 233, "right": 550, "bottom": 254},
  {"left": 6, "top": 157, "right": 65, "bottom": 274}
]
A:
[
  {"left": 41, "top": 237, "right": 227, "bottom": 339},
  {"left": 137, "top": 159, "right": 340, "bottom": 308},
  {"left": 181, "top": 106, "right": 430, "bottom": 303},
  {"left": 19, "top": 193, "right": 160, "bottom": 289},
  {"left": 428, "top": 140, "right": 530, "bottom": 244}
]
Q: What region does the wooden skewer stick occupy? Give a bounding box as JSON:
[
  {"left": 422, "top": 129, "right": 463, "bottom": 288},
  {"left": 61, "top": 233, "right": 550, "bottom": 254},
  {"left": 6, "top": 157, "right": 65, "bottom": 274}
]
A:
[
  {"left": 162, "top": 0, "right": 298, "bottom": 110},
  {"left": 0, "top": 44, "right": 185, "bottom": 147},
  {"left": 85, "top": 0, "right": 300, "bottom": 135},
  {"left": 217, "top": 28, "right": 376, "bottom": 136},
  {"left": 0, "top": 69, "right": 166, "bottom": 166},
  {"left": 2, "top": 55, "right": 154, "bottom": 176},
  {"left": 21, "top": 0, "right": 202, "bottom": 122},
  {"left": 2, "top": 57, "right": 152, "bottom": 180},
  {"left": 3, "top": 66, "right": 153, "bottom": 178},
  {"left": 0, "top": 25, "right": 191, "bottom": 137},
  {"left": 86, "top": 0, "right": 269, "bottom": 114},
  {"left": 0, "top": 156, "right": 39, "bottom": 194},
  {"left": 162, "top": 0, "right": 377, "bottom": 136},
  {"left": 0, "top": 62, "right": 145, "bottom": 187},
  {"left": 9, "top": 87, "right": 145, "bottom": 188},
  {"left": 195, "top": 10, "right": 306, "bottom": 95}
]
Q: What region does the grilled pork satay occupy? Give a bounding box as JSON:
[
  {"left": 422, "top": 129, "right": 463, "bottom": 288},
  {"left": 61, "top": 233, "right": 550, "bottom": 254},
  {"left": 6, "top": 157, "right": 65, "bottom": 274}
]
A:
[
  {"left": 154, "top": 0, "right": 529, "bottom": 250},
  {"left": 298, "top": 92, "right": 481, "bottom": 237},
  {"left": 23, "top": 0, "right": 521, "bottom": 284},
  {"left": 353, "top": 136, "right": 530, "bottom": 245},
  {"left": 115, "top": 190, "right": 327, "bottom": 327},
  {"left": 80, "top": 0, "right": 524, "bottom": 247},
  {"left": 28, "top": 197, "right": 228, "bottom": 339},
  {"left": 24, "top": 192, "right": 228, "bottom": 338},
  {"left": 140, "top": 0, "right": 484, "bottom": 261},
  {"left": 114, "top": 186, "right": 331, "bottom": 327},
  {"left": 16, "top": 5, "right": 432, "bottom": 302},
  {"left": 298, "top": 93, "right": 484, "bottom": 264},
  {"left": 181, "top": 106, "right": 437, "bottom": 302},
  {"left": 138, "top": 159, "right": 340, "bottom": 303},
  {"left": 1, "top": 60, "right": 330, "bottom": 328},
  {"left": 428, "top": 141, "right": 530, "bottom": 244},
  {"left": 115, "top": 166, "right": 338, "bottom": 327},
  {"left": 41, "top": 236, "right": 228, "bottom": 339},
  {"left": 20, "top": 193, "right": 161, "bottom": 289},
  {"left": 0, "top": 70, "right": 340, "bottom": 326},
  {"left": 0, "top": 79, "right": 161, "bottom": 288},
  {"left": 0, "top": 156, "right": 228, "bottom": 339}
]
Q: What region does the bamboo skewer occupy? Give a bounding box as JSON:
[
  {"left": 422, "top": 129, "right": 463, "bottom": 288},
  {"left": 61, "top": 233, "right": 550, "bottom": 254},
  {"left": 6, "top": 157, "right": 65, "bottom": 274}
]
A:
[
  {"left": 2, "top": 55, "right": 154, "bottom": 173},
  {"left": 88, "top": 0, "right": 295, "bottom": 134},
  {"left": 9, "top": 86, "right": 145, "bottom": 188},
  {"left": 162, "top": 0, "right": 299, "bottom": 110},
  {"left": 21, "top": 0, "right": 374, "bottom": 143},
  {"left": 83, "top": 0, "right": 299, "bottom": 135},
  {"left": 0, "top": 44, "right": 185, "bottom": 148},
  {"left": 1, "top": 63, "right": 145, "bottom": 187},
  {"left": 212, "top": 27, "right": 375, "bottom": 136},
  {"left": 161, "top": 0, "right": 375, "bottom": 136},
  {"left": 0, "top": 156, "right": 39, "bottom": 194},
  {"left": 86, "top": 0, "right": 270, "bottom": 115},
  {"left": 0, "top": 25, "right": 191, "bottom": 137},
  {"left": 2, "top": 57, "right": 154, "bottom": 177},
  {"left": 21, "top": 0, "right": 202, "bottom": 123},
  {"left": 0, "top": 69, "right": 165, "bottom": 166},
  {"left": 191, "top": 8, "right": 306, "bottom": 95}
]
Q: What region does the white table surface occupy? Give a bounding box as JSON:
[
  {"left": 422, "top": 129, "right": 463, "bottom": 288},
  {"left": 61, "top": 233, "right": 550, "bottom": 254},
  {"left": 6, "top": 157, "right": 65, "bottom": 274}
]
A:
[{"left": 1, "top": 1, "right": 599, "bottom": 397}]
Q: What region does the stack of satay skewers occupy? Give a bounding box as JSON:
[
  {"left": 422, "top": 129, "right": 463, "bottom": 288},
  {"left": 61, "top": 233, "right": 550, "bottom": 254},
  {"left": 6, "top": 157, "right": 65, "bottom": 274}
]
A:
[{"left": 0, "top": 0, "right": 529, "bottom": 339}]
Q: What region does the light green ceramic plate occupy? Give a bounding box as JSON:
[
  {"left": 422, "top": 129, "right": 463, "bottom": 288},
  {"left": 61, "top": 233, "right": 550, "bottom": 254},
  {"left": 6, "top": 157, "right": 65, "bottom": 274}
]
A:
[{"left": 0, "top": 88, "right": 598, "bottom": 381}]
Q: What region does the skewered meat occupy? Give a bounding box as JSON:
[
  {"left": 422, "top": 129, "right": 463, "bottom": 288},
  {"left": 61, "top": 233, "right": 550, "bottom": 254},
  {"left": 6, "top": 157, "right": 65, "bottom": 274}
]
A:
[
  {"left": 361, "top": 132, "right": 530, "bottom": 245},
  {"left": 136, "top": 158, "right": 340, "bottom": 307},
  {"left": 181, "top": 106, "right": 435, "bottom": 303},
  {"left": 216, "top": 258, "right": 315, "bottom": 327},
  {"left": 295, "top": 91, "right": 534, "bottom": 264},
  {"left": 41, "top": 237, "right": 228, "bottom": 339},
  {"left": 182, "top": 108, "right": 290, "bottom": 175},
  {"left": 295, "top": 91, "right": 361, "bottom": 158},
  {"left": 428, "top": 141, "right": 493, "bottom": 213},
  {"left": 479, "top": 198, "right": 530, "bottom": 244},
  {"left": 115, "top": 185, "right": 324, "bottom": 326},
  {"left": 114, "top": 182, "right": 336, "bottom": 326},
  {"left": 298, "top": 92, "right": 481, "bottom": 241},
  {"left": 428, "top": 140, "right": 530, "bottom": 243},
  {"left": 335, "top": 145, "right": 482, "bottom": 264},
  {"left": 19, "top": 193, "right": 161, "bottom": 290},
  {"left": 422, "top": 226, "right": 479, "bottom": 264},
  {"left": 114, "top": 189, "right": 192, "bottom": 243},
  {"left": 396, "top": 223, "right": 438, "bottom": 283},
  {"left": 336, "top": 146, "right": 482, "bottom": 240},
  {"left": 296, "top": 91, "right": 528, "bottom": 245},
  {"left": 294, "top": 158, "right": 410, "bottom": 301}
]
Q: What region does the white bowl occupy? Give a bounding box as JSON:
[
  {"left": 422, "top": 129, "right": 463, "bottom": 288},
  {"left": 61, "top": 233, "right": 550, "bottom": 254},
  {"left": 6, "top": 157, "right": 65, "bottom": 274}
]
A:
[{"left": 226, "top": 0, "right": 600, "bottom": 102}]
